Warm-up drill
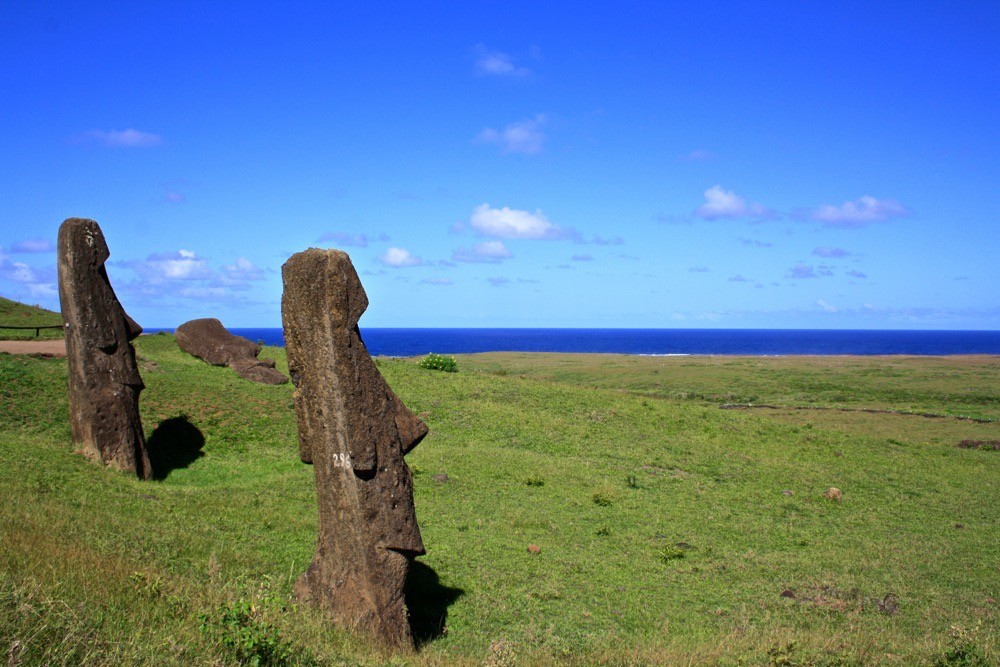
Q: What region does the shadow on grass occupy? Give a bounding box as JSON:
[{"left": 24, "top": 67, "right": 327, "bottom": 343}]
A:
[
  {"left": 147, "top": 415, "right": 205, "bottom": 480},
  {"left": 405, "top": 559, "right": 464, "bottom": 647}
]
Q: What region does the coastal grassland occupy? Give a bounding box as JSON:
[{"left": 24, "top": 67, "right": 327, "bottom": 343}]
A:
[
  {"left": 1, "top": 340, "right": 997, "bottom": 666},
  {"left": 0, "top": 296, "right": 63, "bottom": 340}
]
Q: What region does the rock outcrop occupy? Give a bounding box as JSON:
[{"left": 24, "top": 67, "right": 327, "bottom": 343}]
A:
[
  {"left": 57, "top": 217, "right": 151, "bottom": 479},
  {"left": 175, "top": 318, "right": 288, "bottom": 385},
  {"left": 281, "top": 248, "right": 426, "bottom": 649}
]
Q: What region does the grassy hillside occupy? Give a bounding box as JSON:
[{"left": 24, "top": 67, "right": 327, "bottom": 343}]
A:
[
  {"left": 1, "top": 339, "right": 996, "bottom": 665},
  {"left": 0, "top": 296, "right": 63, "bottom": 340}
]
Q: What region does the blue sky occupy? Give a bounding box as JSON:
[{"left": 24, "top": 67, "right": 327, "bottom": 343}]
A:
[{"left": 1, "top": 2, "right": 997, "bottom": 329}]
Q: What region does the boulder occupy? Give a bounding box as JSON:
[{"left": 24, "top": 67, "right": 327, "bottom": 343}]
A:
[
  {"left": 175, "top": 318, "right": 287, "bottom": 385},
  {"left": 281, "top": 248, "right": 426, "bottom": 649},
  {"left": 57, "top": 218, "right": 151, "bottom": 479}
]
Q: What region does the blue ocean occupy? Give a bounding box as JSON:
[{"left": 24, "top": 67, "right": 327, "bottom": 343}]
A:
[{"left": 150, "top": 328, "right": 1000, "bottom": 357}]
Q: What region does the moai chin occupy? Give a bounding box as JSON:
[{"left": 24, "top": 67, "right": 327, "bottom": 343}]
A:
[
  {"left": 281, "top": 248, "right": 427, "bottom": 649},
  {"left": 57, "top": 218, "right": 151, "bottom": 479}
]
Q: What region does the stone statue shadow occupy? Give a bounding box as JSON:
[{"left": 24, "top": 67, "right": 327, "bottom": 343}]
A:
[
  {"left": 405, "top": 559, "right": 464, "bottom": 647},
  {"left": 146, "top": 415, "right": 206, "bottom": 481}
]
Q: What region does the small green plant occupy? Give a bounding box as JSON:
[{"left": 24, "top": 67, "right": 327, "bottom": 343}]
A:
[
  {"left": 592, "top": 485, "right": 618, "bottom": 507},
  {"left": 200, "top": 599, "right": 291, "bottom": 667},
  {"left": 660, "top": 545, "right": 686, "bottom": 563},
  {"left": 626, "top": 474, "right": 639, "bottom": 489},
  {"left": 935, "top": 622, "right": 993, "bottom": 667},
  {"left": 525, "top": 475, "right": 545, "bottom": 487},
  {"left": 418, "top": 352, "right": 458, "bottom": 373}
]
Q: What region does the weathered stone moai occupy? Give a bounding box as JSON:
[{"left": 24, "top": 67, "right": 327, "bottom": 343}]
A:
[
  {"left": 57, "top": 218, "right": 151, "bottom": 479},
  {"left": 281, "top": 248, "right": 427, "bottom": 648},
  {"left": 175, "top": 317, "right": 289, "bottom": 385}
]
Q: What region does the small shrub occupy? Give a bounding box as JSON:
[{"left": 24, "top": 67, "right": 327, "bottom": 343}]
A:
[
  {"left": 660, "top": 545, "right": 686, "bottom": 563},
  {"left": 592, "top": 485, "right": 618, "bottom": 507},
  {"left": 418, "top": 353, "right": 458, "bottom": 373},
  {"left": 200, "top": 599, "right": 291, "bottom": 667},
  {"left": 525, "top": 475, "right": 545, "bottom": 487},
  {"left": 935, "top": 622, "right": 993, "bottom": 667}
]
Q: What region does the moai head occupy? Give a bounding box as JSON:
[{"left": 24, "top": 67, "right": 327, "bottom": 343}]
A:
[
  {"left": 281, "top": 248, "right": 426, "bottom": 647},
  {"left": 57, "top": 217, "right": 149, "bottom": 478}
]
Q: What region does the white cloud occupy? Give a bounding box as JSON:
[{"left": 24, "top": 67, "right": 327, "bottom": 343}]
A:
[
  {"left": 82, "top": 128, "right": 163, "bottom": 148},
  {"left": 817, "top": 299, "right": 838, "bottom": 313},
  {"left": 695, "top": 185, "right": 774, "bottom": 220},
  {"left": 811, "top": 196, "right": 909, "bottom": 228},
  {"left": 132, "top": 250, "right": 215, "bottom": 282},
  {"left": 452, "top": 240, "right": 513, "bottom": 263},
  {"left": 729, "top": 274, "right": 750, "bottom": 282},
  {"left": 379, "top": 247, "right": 422, "bottom": 268},
  {"left": 222, "top": 257, "right": 265, "bottom": 281},
  {"left": 468, "top": 203, "right": 578, "bottom": 240},
  {"left": 474, "top": 46, "right": 530, "bottom": 77},
  {"left": 0, "top": 258, "right": 57, "bottom": 298},
  {"left": 476, "top": 115, "right": 546, "bottom": 154}
]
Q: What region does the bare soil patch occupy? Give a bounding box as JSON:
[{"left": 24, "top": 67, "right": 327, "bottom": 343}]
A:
[{"left": 0, "top": 339, "right": 66, "bottom": 357}]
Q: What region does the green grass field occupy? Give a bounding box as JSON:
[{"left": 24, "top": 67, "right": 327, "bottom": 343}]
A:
[
  {"left": 0, "top": 296, "right": 64, "bottom": 340},
  {"left": 1, "top": 334, "right": 997, "bottom": 665}
]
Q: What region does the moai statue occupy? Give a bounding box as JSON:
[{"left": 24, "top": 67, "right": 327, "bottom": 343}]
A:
[
  {"left": 57, "top": 218, "right": 151, "bottom": 479},
  {"left": 281, "top": 248, "right": 427, "bottom": 649}
]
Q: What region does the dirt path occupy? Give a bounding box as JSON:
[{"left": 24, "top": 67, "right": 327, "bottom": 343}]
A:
[{"left": 0, "top": 339, "right": 67, "bottom": 357}]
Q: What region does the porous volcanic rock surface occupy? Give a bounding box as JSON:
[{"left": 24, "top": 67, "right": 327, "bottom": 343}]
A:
[
  {"left": 175, "top": 318, "right": 287, "bottom": 385},
  {"left": 57, "top": 217, "right": 151, "bottom": 479},
  {"left": 281, "top": 247, "right": 427, "bottom": 649}
]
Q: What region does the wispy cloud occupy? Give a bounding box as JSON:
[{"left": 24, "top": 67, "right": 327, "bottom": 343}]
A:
[
  {"left": 221, "top": 257, "right": 266, "bottom": 282},
  {"left": 847, "top": 270, "right": 868, "bottom": 279},
  {"left": 468, "top": 203, "right": 578, "bottom": 240},
  {"left": 79, "top": 128, "right": 163, "bottom": 148},
  {"left": 452, "top": 240, "right": 513, "bottom": 263},
  {"left": 787, "top": 264, "right": 817, "bottom": 279},
  {"left": 591, "top": 234, "right": 625, "bottom": 246},
  {"left": 474, "top": 45, "right": 530, "bottom": 77},
  {"left": 571, "top": 254, "right": 593, "bottom": 262},
  {"left": 9, "top": 238, "right": 55, "bottom": 253},
  {"left": 487, "top": 276, "right": 511, "bottom": 287},
  {"left": 812, "top": 246, "right": 850, "bottom": 258},
  {"left": 318, "top": 231, "right": 389, "bottom": 248},
  {"left": 421, "top": 277, "right": 453, "bottom": 286},
  {"left": 378, "top": 247, "right": 423, "bottom": 268},
  {"left": 131, "top": 250, "right": 215, "bottom": 282},
  {"left": 689, "top": 265, "right": 710, "bottom": 273},
  {"left": 694, "top": 185, "right": 774, "bottom": 220},
  {"left": 810, "top": 196, "right": 910, "bottom": 228},
  {"left": 680, "top": 149, "right": 715, "bottom": 162},
  {"left": 740, "top": 238, "right": 773, "bottom": 248},
  {"left": 476, "top": 114, "right": 547, "bottom": 154},
  {"left": 0, "top": 258, "right": 57, "bottom": 298},
  {"left": 729, "top": 274, "right": 750, "bottom": 282},
  {"left": 817, "top": 299, "right": 838, "bottom": 313}
]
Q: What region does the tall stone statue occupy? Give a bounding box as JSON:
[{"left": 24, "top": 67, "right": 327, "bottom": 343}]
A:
[
  {"left": 281, "top": 248, "right": 426, "bottom": 648},
  {"left": 57, "top": 218, "right": 151, "bottom": 479}
]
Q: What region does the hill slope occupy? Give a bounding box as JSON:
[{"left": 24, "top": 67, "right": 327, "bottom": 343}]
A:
[
  {"left": 1, "top": 338, "right": 996, "bottom": 665},
  {"left": 0, "top": 295, "right": 63, "bottom": 340}
]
